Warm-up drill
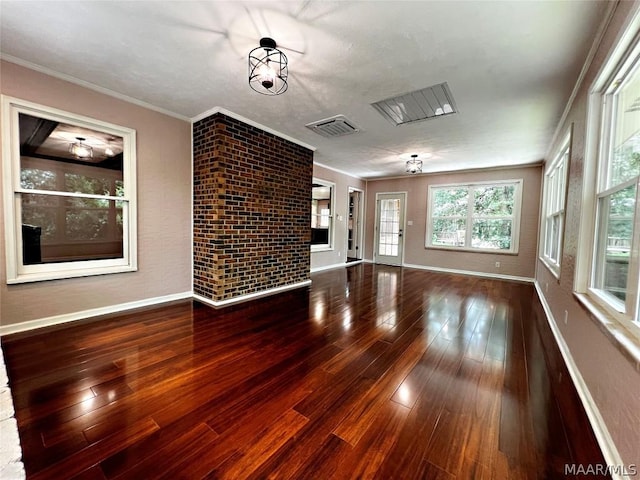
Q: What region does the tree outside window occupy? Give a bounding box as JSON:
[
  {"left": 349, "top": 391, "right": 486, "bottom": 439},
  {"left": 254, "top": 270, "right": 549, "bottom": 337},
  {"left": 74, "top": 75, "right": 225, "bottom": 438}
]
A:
[{"left": 427, "top": 180, "right": 522, "bottom": 253}]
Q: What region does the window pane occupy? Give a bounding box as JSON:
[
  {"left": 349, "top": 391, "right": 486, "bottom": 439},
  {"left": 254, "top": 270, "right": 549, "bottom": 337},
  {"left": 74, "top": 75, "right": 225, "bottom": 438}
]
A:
[
  {"left": 609, "top": 68, "right": 640, "bottom": 188},
  {"left": 21, "top": 168, "right": 57, "bottom": 191},
  {"left": 20, "top": 193, "right": 124, "bottom": 265},
  {"left": 471, "top": 219, "right": 512, "bottom": 250},
  {"left": 433, "top": 188, "right": 468, "bottom": 216},
  {"left": 473, "top": 185, "right": 515, "bottom": 216},
  {"left": 65, "top": 173, "right": 114, "bottom": 196},
  {"left": 311, "top": 183, "right": 332, "bottom": 246},
  {"left": 549, "top": 215, "right": 560, "bottom": 262},
  {"left": 594, "top": 184, "right": 635, "bottom": 301},
  {"left": 22, "top": 193, "right": 58, "bottom": 241},
  {"left": 432, "top": 218, "right": 466, "bottom": 246}
]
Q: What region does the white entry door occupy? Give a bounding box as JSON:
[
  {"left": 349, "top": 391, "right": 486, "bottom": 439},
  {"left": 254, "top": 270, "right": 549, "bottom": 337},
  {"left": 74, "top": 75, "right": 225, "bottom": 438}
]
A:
[{"left": 375, "top": 193, "right": 406, "bottom": 266}]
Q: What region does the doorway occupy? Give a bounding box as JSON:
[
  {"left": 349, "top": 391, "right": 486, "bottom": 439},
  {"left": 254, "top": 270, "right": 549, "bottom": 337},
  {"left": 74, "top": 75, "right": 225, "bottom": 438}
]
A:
[
  {"left": 374, "top": 192, "right": 406, "bottom": 266},
  {"left": 347, "top": 187, "right": 364, "bottom": 262}
]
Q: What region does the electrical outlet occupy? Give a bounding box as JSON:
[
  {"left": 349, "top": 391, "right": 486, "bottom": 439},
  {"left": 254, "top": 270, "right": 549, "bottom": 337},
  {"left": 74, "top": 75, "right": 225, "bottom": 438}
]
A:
[
  {"left": 564, "top": 310, "right": 568, "bottom": 325},
  {"left": 338, "top": 251, "right": 341, "bottom": 257},
  {"left": 495, "top": 261, "right": 500, "bottom": 268}
]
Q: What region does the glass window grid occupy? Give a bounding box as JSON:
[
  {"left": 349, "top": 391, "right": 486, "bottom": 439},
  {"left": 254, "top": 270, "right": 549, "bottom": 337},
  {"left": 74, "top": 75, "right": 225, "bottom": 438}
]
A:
[
  {"left": 589, "top": 50, "right": 640, "bottom": 322},
  {"left": 426, "top": 180, "right": 522, "bottom": 253}
]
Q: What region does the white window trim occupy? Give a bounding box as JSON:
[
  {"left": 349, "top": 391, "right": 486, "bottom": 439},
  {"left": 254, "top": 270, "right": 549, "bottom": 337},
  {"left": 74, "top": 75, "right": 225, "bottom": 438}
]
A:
[
  {"left": 310, "top": 178, "right": 335, "bottom": 253},
  {"left": 540, "top": 132, "right": 571, "bottom": 278},
  {"left": 575, "top": 18, "right": 640, "bottom": 340},
  {"left": 425, "top": 179, "right": 523, "bottom": 255},
  {"left": 1, "top": 96, "right": 137, "bottom": 284}
]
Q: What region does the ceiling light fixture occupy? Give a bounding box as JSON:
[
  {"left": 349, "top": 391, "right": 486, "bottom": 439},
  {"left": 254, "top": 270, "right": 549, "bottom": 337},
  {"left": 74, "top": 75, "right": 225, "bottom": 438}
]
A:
[
  {"left": 104, "top": 137, "right": 115, "bottom": 157},
  {"left": 69, "top": 137, "right": 93, "bottom": 159},
  {"left": 406, "top": 154, "right": 423, "bottom": 174},
  {"left": 248, "top": 37, "right": 288, "bottom": 95}
]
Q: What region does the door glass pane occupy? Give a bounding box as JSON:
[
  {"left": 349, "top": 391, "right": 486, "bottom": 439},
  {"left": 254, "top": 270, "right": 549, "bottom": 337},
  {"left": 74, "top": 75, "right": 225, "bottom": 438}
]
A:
[
  {"left": 594, "top": 184, "right": 636, "bottom": 301},
  {"left": 378, "top": 199, "right": 400, "bottom": 256}
]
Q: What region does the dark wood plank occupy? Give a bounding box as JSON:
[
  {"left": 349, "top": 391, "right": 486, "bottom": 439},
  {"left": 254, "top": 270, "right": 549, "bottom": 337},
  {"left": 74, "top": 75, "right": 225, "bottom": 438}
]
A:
[{"left": 0, "top": 264, "right": 609, "bottom": 479}]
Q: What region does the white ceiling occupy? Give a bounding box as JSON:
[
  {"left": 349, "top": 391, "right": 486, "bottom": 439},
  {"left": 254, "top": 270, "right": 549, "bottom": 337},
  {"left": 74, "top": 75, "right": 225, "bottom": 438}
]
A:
[{"left": 0, "top": 1, "right": 609, "bottom": 178}]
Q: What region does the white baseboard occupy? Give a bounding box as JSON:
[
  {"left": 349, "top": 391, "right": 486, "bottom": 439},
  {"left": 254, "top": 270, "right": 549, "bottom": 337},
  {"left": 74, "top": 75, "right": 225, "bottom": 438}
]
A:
[
  {"left": 193, "top": 280, "right": 311, "bottom": 308},
  {"left": 403, "top": 263, "right": 534, "bottom": 283},
  {"left": 0, "top": 291, "right": 193, "bottom": 336},
  {"left": 533, "top": 282, "right": 628, "bottom": 480},
  {"left": 310, "top": 262, "right": 357, "bottom": 273}
]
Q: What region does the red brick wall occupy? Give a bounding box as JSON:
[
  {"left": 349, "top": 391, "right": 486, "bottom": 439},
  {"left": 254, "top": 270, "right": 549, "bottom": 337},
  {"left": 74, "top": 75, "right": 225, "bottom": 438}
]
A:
[{"left": 193, "top": 113, "right": 313, "bottom": 302}]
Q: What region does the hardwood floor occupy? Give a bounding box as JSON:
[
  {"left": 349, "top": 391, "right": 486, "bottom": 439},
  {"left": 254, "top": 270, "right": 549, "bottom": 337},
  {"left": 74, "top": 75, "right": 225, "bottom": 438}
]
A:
[{"left": 1, "top": 264, "right": 607, "bottom": 479}]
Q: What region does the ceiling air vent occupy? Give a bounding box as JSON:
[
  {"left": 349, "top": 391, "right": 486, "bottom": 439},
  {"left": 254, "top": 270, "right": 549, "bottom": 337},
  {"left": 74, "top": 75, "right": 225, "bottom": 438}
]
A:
[
  {"left": 371, "top": 82, "right": 457, "bottom": 126},
  {"left": 305, "top": 115, "right": 360, "bottom": 138}
]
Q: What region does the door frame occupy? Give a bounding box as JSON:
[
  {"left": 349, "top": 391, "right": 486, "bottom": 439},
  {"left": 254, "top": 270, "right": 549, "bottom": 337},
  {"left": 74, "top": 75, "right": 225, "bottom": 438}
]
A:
[
  {"left": 347, "top": 186, "right": 365, "bottom": 261},
  {"left": 374, "top": 191, "right": 407, "bottom": 266}
]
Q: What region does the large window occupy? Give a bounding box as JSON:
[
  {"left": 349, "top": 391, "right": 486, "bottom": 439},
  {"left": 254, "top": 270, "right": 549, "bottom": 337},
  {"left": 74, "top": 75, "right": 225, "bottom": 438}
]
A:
[
  {"left": 588, "top": 47, "right": 640, "bottom": 319},
  {"left": 311, "top": 179, "right": 334, "bottom": 250},
  {"left": 2, "top": 97, "right": 137, "bottom": 283},
  {"left": 541, "top": 136, "right": 570, "bottom": 276},
  {"left": 426, "top": 180, "right": 522, "bottom": 253}
]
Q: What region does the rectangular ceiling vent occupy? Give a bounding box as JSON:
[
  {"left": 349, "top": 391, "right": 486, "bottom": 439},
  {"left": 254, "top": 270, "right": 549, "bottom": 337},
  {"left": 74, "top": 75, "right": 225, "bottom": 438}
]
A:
[
  {"left": 371, "top": 82, "right": 458, "bottom": 126},
  {"left": 305, "top": 115, "right": 360, "bottom": 138}
]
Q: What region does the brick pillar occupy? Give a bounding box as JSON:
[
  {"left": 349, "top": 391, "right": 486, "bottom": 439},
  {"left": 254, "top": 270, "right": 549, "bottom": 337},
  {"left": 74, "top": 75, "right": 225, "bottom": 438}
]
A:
[{"left": 193, "top": 113, "right": 313, "bottom": 303}]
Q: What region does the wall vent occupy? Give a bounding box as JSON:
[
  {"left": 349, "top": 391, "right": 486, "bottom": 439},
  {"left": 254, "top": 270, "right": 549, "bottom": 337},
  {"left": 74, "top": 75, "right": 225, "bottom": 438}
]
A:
[
  {"left": 305, "top": 115, "right": 360, "bottom": 138},
  {"left": 371, "top": 82, "right": 458, "bottom": 126}
]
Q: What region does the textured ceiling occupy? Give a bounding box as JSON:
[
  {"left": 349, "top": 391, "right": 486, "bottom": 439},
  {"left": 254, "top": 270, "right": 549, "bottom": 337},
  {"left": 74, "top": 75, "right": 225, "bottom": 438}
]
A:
[{"left": 0, "top": 1, "right": 609, "bottom": 178}]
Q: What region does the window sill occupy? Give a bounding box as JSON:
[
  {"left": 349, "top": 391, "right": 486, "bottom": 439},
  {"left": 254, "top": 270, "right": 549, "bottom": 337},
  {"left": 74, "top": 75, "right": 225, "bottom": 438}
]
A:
[
  {"left": 425, "top": 245, "right": 518, "bottom": 256},
  {"left": 574, "top": 292, "right": 640, "bottom": 372},
  {"left": 311, "top": 246, "right": 333, "bottom": 253},
  {"left": 7, "top": 264, "right": 136, "bottom": 284},
  {"left": 539, "top": 256, "right": 561, "bottom": 280}
]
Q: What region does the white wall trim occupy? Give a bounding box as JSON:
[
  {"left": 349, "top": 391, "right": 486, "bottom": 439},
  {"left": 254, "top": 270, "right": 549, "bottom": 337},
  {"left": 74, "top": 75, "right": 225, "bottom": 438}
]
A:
[
  {"left": 190, "top": 106, "right": 316, "bottom": 152},
  {"left": 544, "top": 1, "right": 618, "bottom": 160},
  {"left": 365, "top": 161, "right": 543, "bottom": 182},
  {"left": 403, "top": 263, "right": 534, "bottom": 283},
  {"left": 193, "top": 280, "right": 311, "bottom": 308},
  {"left": 0, "top": 291, "right": 193, "bottom": 336},
  {"left": 0, "top": 54, "right": 190, "bottom": 122},
  {"left": 311, "top": 262, "right": 353, "bottom": 273},
  {"left": 533, "top": 282, "right": 628, "bottom": 480},
  {"left": 314, "top": 161, "right": 364, "bottom": 180}
]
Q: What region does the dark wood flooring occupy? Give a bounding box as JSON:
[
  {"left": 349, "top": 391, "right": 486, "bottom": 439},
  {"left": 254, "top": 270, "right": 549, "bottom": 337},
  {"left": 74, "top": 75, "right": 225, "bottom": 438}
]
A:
[{"left": 1, "top": 264, "right": 607, "bottom": 479}]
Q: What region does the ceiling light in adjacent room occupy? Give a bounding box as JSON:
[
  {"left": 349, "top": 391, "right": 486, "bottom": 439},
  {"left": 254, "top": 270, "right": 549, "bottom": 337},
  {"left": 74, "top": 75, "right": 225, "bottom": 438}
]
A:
[
  {"left": 69, "top": 137, "right": 93, "bottom": 159},
  {"left": 105, "top": 138, "right": 115, "bottom": 157},
  {"left": 249, "top": 37, "right": 288, "bottom": 95}
]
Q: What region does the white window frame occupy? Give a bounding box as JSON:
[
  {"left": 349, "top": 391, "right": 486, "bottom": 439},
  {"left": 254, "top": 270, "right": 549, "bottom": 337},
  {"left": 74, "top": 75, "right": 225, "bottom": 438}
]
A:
[
  {"left": 425, "top": 179, "right": 523, "bottom": 254},
  {"left": 311, "top": 178, "right": 335, "bottom": 252},
  {"left": 1, "top": 96, "right": 137, "bottom": 284},
  {"left": 540, "top": 133, "right": 571, "bottom": 278},
  {"left": 575, "top": 21, "right": 640, "bottom": 338},
  {"left": 589, "top": 42, "right": 640, "bottom": 322}
]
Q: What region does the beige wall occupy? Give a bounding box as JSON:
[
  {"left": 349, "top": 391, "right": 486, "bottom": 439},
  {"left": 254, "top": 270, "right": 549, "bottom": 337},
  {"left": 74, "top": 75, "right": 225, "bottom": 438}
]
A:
[
  {"left": 311, "top": 164, "right": 366, "bottom": 270},
  {"left": 365, "top": 165, "right": 542, "bottom": 279},
  {"left": 0, "top": 61, "right": 192, "bottom": 328},
  {"left": 537, "top": 1, "right": 640, "bottom": 465}
]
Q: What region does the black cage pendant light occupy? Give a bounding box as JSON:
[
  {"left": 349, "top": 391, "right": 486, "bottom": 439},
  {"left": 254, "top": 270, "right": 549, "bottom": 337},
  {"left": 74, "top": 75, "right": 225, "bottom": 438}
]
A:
[
  {"left": 406, "top": 154, "right": 423, "bottom": 174},
  {"left": 248, "top": 37, "right": 288, "bottom": 95}
]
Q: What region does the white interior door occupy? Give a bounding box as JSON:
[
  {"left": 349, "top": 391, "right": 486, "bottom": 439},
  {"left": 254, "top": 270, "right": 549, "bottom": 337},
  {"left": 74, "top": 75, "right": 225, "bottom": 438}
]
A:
[{"left": 375, "top": 193, "right": 406, "bottom": 266}]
